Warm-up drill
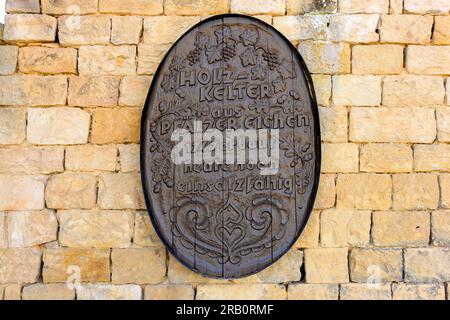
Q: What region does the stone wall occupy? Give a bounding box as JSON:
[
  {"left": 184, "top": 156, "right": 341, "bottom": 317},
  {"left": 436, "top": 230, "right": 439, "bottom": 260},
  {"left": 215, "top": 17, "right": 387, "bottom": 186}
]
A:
[{"left": 0, "top": 0, "right": 449, "bottom": 300}]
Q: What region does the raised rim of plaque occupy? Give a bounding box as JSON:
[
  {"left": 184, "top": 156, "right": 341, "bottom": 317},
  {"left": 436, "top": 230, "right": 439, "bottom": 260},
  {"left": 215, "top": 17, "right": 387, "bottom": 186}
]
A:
[{"left": 140, "top": 13, "right": 322, "bottom": 279}]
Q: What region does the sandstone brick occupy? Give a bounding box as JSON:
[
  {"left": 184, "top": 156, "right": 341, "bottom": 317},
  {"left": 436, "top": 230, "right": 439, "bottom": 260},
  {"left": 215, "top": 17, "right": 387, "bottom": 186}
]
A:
[
  {"left": 59, "top": 15, "right": 110, "bottom": 46},
  {"left": 7, "top": 210, "right": 57, "bottom": 247},
  {"left": 330, "top": 14, "right": 380, "bottom": 43},
  {"left": 304, "top": 248, "right": 348, "bottom": 283},
  {"left": 28, "top": 108, "right": 90, "bottom": 145},
  {"left": 6, "top": 0, "right": 40, "bottom": 13},
  {"left": 119, "top": 76, "right": 152, "bottom": 107},
  {"left": 322, "top": 143, "right": 359, "bottom": 173},
  {"left": 99, "top": 0, "right": 163, "bottom": 15},
  {"left": 390, "top": 0, "right": 403, "bottom": 13},
  {"left": 320, "top": 209, "right": 371, "bottom": 247},
  {"left": 0, "top": 108, "right": 26, "bottom": 144},
  {"left": 0, "top": 45, "right": 18, "bottom": 75},
  {"left": 434, "top": 17, "right": 450, "bottom": 45},
  {"left": 314, "top": 174, "right": 336, "bottom": 209},
  {"left": 352, "top": 45, "right": 403, "bottom": 75},
  {"left": 319, "top": 107, "right": 348, "bottom": 142},
  {"left": 373, "top": 211, "right": 430, "bottom": 246},
  {"left": 137, "top": 43, "right": 170, "bottom": 75},
  {"left": 407, "top": 46, "right": 450, "bottom": 75},
  {"left": 248, "top": 250, "right": 303, "bottom": 283},
  {"left": 98, "top": 173, "right": 145, "bottom": 209},
  {"left": 111, "top": 16, "right": 142, "bottom": 45},
  {"left": 252, "top": 15, "right": 273, "bottom": 25},
  {"left": 393, "top": 283, "right": 445, "bottom": 300},
  {"left": 286, "top": 0, "right": 337, "bottom": 14},
  {"left": 0, "top": 212, "right": 6, "bottom": 248},
  {"left": 432, "top": 211, "right": 450, "bottom": 246},
  {"left": 339, "top": 0, "right": 389, "bottom": 13},
  {"left": 168, "top": 257, "right": 224, "bottom": 284},
  {"left": 405, "top": 248, "right": 450, "bottom": 282},
  {"left": 337, "top": 174, "right": 391, "bottom": 210},
  {"left": 287, "top": 284, "right": 339, "bottom": 300},
  {"left": 143, "top": 16, "right": 200, "bottom": 45},
  {"left": 349, "top": 107, "right": 436, "bottom": 143},
  {"left": 442, "top": 174, "right": 450, "bottom": 208},
  {"left": 273, "top": 16, "right": 329, "bottom": 42},
  {"left": 144, "top": 285, "right": 194, "bottom": 300},
  {"left": 349, "top": 248, "right": 403, "bottom": 282},
  {"left": 298, "top": 41, "right": 351, "bottom": 74},
  {"left": 59, "top": 210, "right": 134, "bottom": 248},
  {"left": 166, "top": 0, "right": 229, "bottom": 15},
  {"left": 231, "top": 0, "right": 285, "bottom": 15},
  {"left": 78, "top": 46, "right": 136, "bottom": 76},
  {"left": 0, "top": 248, "right": 42, "bottom": 283},
  {"left": 0, "top": 75, "right": 68, "bottom": 106},
  {"left": 3, "top": 284, "right": 22, "bottom": 299},
  {"left": 42, "top": 0, "right": 98, "bottom": 14},
  {"left": 68, "top": 76, "right": 119, "bottom": 107},
  {"left": 45, "top": 173, "right": 97, "bottom": 209},
  {"left": 66, "top": 145, "right": 117, "bottom": 172},
  {"left": 43, "top": 248, "right": 110, "bottom": 283},
  {"left": 404, "top": 0, "right": 450, "bottom": 14},
  {"left": 0, "top": 175, "right": 45, "bottom": 210},
  {"left": 22, "top": 284, "right": 75, "bottom": 300},
  {"left": 333, "top": 75, "right": 381, "bottom": 106},
  {"left": 118, "top": 144, "right": 140, "bottom": 172},
  {"left": 380, "top": 15, "right": 433, "bottom": 44},
  {"left": 196, "top": 284, "right": 287, "bottom": 300},
  {"left": 393, "top": 173, "right": 439, "bottom": 210},
  {"left": 91, "top": 109, "right": 141, "bottom": 144},
  {"left": 414, "top": 144, "right": 450, "bottom": 172},
  {"left": 133, "top": 211, "right": 164, "bottom": 247},
  {"left": 437, "top": 108, "right": 450, "bottom": 141},
  {"left": 77, "top": 284, "right": 142, "bottom": 300},
  {"left": 18, "top": 47, "right": 77, "bottom": 74},
  {"left": 311, "top": 75, "right": 331, "bottom": 106},
  {"left": 340, "top": 284, "right": 391, "bottom": 300},
  {"left": 0, "top": 147, "right": 63, "bottom": 174},
  {"left": 294, "top": 210, "right": 319, "bottom": 248},
  {"left": 360, "top": 143, "right": 413, "bottom": 173},
  {"left": 383, "top": 75, "right": 445, "bottom": 107},
  {"left": 112, "top": 248, "right": 166, "bottom": 284},
  {"left": 4, "top": 14, "right": 57, "bottom": 43}
]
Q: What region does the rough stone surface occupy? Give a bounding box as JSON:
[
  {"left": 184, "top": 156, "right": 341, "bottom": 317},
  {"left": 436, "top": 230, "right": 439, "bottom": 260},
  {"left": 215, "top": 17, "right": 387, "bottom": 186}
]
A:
[
  {"left": 58, "top": 210, "right": 134, "bottom": 248},
  {"left": 294, "top": 210, "right": 320, "bottom": 248},
  {"left": 4, "top": 14, "right": 57, "bottom": 43},
  {"left": 407, "top": 46, "right": 450, "bottom": 75},
  {"left": 99, "top": 0, "right": 163, "bottom": 15},
  {"left": 319, "top": 107, "right": 348, "bottom": 142},
  {"left": 393, "top": 174, "right": 439, "bottom": 210},
  {"left": 196, "top": 284, "right": 287, "bottom": 300},
  {"left": 144, "top": 285, "right": 194, "bottom": 300},
  {"left": 7, "top": 210, "right": 57, "bottom": 247},
  {"left": 349, "top": 107, "right": 436, "bottom": 143},
  {"left": 380, "top": 15, "right": 433, "bottom": 44},
  {"left": 43, "top": 248, "right": 110, "bottom": 283},
  {"left": 437, "top": 108, "right": 450, "bottom": 141},
  {"left": 77, "top": 284, "right": 142, "bottom": 300},
  {"left": 432, "top": 211, "right": 450, "bottom": 246},
  {"left": 0, "top": 248, "right": 42, "bottom": 283},
  {"left": 111, "top": 16, "right": 142, "bottom": 45},
  {"left": 66, "top": 145, "right": 117, "bottom": 172},
  {"left": 22, "top": 284, "right": 75, "bottom": 300},
  {"left": 137, "top": 43, "right": 170, "bottom": 75},
  {"left": 404, "top": 0, "right": 450, "bottom": 14},
  {"left": 340, "top": 284, "right": 392, "bottom": 300},
  {"left": 42, "top": 0, "right": 98, "bottom": 14},
  {"left": 133, "top": 211, "right": 164, "bottom": 247},
  {"left": 320, "top": 209, "right": 371, "bottom": 247},
  {"left": 339, "top": 0, "right": 389, "bottom": 13},
  {"left": 19, "top": 47, "right": 77, "bottom": 74},
  {"left": 336, "top": 174, "right": 391, "bottom": 210},
  {"left": 414, "top": 144, "right": 450, "bottom": 172},
  {"left": 0, "top": 147, "right": 63, "bottom": 174},
  {"left": 360, "top": 144, "right": 413, "bottom": 173},
  {"left": 392, "top": 283, "right": 446, "bottom": 300},
  {"left": 434, "top": 17, "right": 450, "bottom": 45},
  {"left": 118, "top": 144, "right": 140, "bottom": 172},
  {"left": 0, "top": 45, "right": 18, "bottom": 75},
  {"left": 441, "top": 174, "right": 450, "bottom": 209},
  {"left": 231, "top": 0, "right": 286, "bottom": 15},
  {"left": 68, "top": 76, "right": 120, "bottom": 107},
  {"left": 112, "top": 248, "right": 166, "bottom": 284},
  {"left": 0, "top": 175, "right": 45, "bottom": 210},
  {"left": 0, "top": 108, "right": 26, "bottom": 144},
  {"left": 314, "top": 174, "right": 336, "bottom": 209},
  {"left": 98, "top": 173, "right": 145, "bottom": 210},
  {"left": 27, "top": 108, "right": 90, "bottom": 145},
  {"left": 311, "top": 75, "right": 331, "bottom": 106},
  {"left": 287, "top": 284, "right": 339, "bottom": 300},
  {"left": 6, "top": 0, "right": 40, "bottom": 13},
  {"left": 304, "top": 248, "right": 349, "bottom": 284},
  {"left": 0, "top": 213, "right": 6, "bottom": 248},
  {"left": 352, "top": 45, "right": 404, "bottom": 75},
  {"left": 349, "top": 248, "right": 403, "bottom": 282},
  {"left": 333, "top": 75, "right": 382, "bottom": 106},
  {"left": 166, "top": 0, "right": 229, "bottom": 15},
  {"left": 58, "top": 15, "right": 111, "bottom": 46},
  {"left": 298, "top": 41, "right": 351, "bottom": 74},
  {"left": 143, "top": 16, "right": 201, "bottom": 45},
  {"left": 273, "top": 16, "right": 329, "bottom": 42},
  {"left": 286, "top": 0, "right": 337, "bottom": 14},
  {"left": 329, "top": 14, "right": 380, "bottom": 43},
  {"left": 405, "top": 248, "right": 450, "bottom": 283},
  {"left": 78, "top": 46, "right": 136, "bottom": 76},
  {"left": 119, "top": 76, "right": 152, "bottom": 107},
  {"left": 91, "top": 109, "right": 141, "bottom": 144},
  {"left": 321, "top": 143, "right": 359, "bottom": 173},
  {"left": 45, "top": 173, "right": 97, "bottom": 209}
]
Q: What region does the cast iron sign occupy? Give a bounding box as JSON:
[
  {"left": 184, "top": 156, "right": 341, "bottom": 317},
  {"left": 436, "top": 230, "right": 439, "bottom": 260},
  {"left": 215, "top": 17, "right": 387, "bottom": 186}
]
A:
[{"left": 141, "top": 14, "right": 321, "bottom": 278}]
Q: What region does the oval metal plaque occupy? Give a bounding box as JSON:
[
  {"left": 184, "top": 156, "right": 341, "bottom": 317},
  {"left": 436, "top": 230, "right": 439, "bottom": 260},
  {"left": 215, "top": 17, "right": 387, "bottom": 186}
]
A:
[{"left": 141, "top": 14, "right": 321, "bottom": 278}]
